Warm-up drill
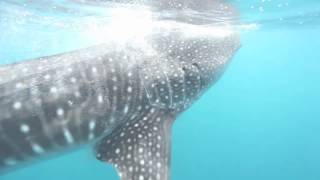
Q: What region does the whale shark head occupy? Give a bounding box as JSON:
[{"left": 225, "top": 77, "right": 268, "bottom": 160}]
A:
[
  {"left": 87, "top": 1, "right": 239, "bottom": 102},
  {"left": 92, "top": 0, "right": 240, "bottom": 111},
  {"left": 139, "top": 18, "right": 240, "bottom": 112}
]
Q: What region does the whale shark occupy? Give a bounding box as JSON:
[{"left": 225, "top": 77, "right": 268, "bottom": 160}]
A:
[{"left": 0, "top": 0, "right": 240, "bottom": 179}]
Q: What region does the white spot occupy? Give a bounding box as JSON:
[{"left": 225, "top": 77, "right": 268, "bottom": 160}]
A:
[
  {"left": 44, "top": 74, "right": 51, "bottom": 80},
  {"left": 31, "top": 143, "right": 44, "bottom": 154},
  {"left": 68, "top": 100, "right": 73, "bottom": 106},
  {"left": 89, "top": 120, "right": 96, "bottom": 130},
  {"left": 139, "top": 148, "right": 144, "bottom": 153},
  {"left": 88, "top": 121, "right": 96, "bottom": 140},
  {"left": 63, "top": 128, "right": 74, "bottom": 144},
  {"left": 15, "top": 82, "right": 23, "bottom": 89},
  {"left": 50, "top": 87, "right": 58, "bottom": 93},
  {"left": 20, "top": 124, "right": 30, "bottom": 133},
  {"left": 97, "top": 94, "right": 103, "bottom": 103},
  {"left": 124, "top": 105, "right": 129, "bottom": 114},
  {"left": 120, "top": 132, "right": 125, "bottom": 137},
  {"left": 13, "top": 102, "right": 22, "bottom": 110},
  {"left": 92, "top": 67, "right": 98, "bottom": 73},
  {"left": 129, "top": 166, "right": 133, "bottom": 172},
  {"left": 74, "top": 91, "right": 81, "bottom": 98},
  {"left": 127, "top": 86, "right": 132, "bottom": 93},
  {"left": 89, "top": 133, "right": 94, "bottom": 140},
  {"left": 70, "top": 77, "right": 77, "bottom": 83},
  {"left": 115, "top": 148, "right": 121, "bottom": 154},
  {"left": 139, "top": 175, "right": 144, "bottom": 180},
  {"left": 109, "top": 117, "right": 115, "bottom": 123},
  {"left": 140, "top": 159, "right": 145, "bottom": 165},
  {"left": 157, "top": 162, "right": 162, "bottom": 168},
  {"left": 56, "top": 108, "right": 64, "bottom": 116}
]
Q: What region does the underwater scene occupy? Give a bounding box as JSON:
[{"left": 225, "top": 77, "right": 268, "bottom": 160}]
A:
[{"left": 0, "top": 0, "right": 320, "bottom": 180}]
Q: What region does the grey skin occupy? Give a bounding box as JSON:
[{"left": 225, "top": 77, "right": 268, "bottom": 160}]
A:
[{"left": 0, "top": 0, "right": 240, "bottom": 179}]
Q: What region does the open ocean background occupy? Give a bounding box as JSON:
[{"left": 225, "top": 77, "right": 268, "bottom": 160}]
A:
[{"left": 1, "top": 0, "right": 320, "bottom": 179}]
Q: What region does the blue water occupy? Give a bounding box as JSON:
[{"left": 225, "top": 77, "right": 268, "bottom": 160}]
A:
[{"left": 1, "top": 0, "right": 320, "bottom": 180}]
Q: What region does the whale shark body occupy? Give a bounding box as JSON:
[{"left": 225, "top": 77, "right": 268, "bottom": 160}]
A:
[{"left": 0, "top": 0, "right": 240, "bottom": 179}]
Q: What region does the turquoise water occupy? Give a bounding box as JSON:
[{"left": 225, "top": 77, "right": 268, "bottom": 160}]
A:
[{"left": 1, "top": 0, "right": 320, "bottom": 180}]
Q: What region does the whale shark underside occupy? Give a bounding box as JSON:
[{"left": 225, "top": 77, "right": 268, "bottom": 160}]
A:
[{"left": 0, "top": 0, "right": 240, "bottom": 179}]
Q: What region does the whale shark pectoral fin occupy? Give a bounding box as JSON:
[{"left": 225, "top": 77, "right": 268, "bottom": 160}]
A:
[{"left": 95, "top": 108, "right": 175, "bottom": 180}]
